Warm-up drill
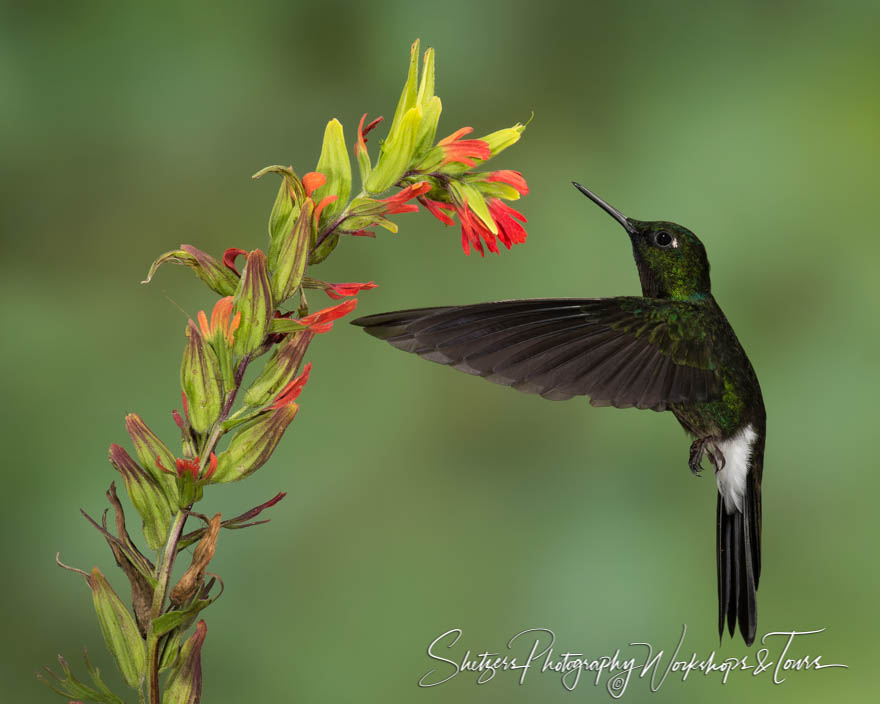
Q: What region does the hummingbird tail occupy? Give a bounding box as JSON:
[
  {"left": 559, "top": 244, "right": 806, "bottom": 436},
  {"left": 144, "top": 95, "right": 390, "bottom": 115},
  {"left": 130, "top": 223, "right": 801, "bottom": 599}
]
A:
[{"left": 716, "top": 469, "right": 761, "bottom": 646}]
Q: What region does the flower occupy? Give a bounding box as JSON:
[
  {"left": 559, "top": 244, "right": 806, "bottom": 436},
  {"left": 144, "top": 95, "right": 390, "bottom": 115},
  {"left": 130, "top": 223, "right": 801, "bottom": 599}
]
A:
[
  {"left": 435, "top": 127, "right": 491, "bottom": 168},
  {"left": 158, "top": 452, "right": 218, "bottom": 483},
  {"left": 418, "top": 196, "right": 456, "bottom": 226},
  {"left": 302, "top": 171, "right": 326, "bottom": 196},
  {"left": 300, "top": 170, "right": 339, "bottom": 223},
  {"left": 488, "top": 198, "right": 528, "bottom": 249},
  {"left": 356, "top": 113, "right": 383, "bottom": 153},
  {"left": 378, "top": 182, "right": 431, "bottom": 214},
  {"left": 455, "top": 198, "right": 528, "bottom": 256},
  {"left": 222, "top": 247, "right": 248, "bottom": 276},
  {"left": 486, "top": 169, "right": 529, "bottom": 195},
  {"left": 323, "top": 281, "right": 378, "bottom": 300},
  {"left": 313, "top": 194, "right": 338, "bottom": 222},
  {"left": 270, "top": 362, "right": 311, "bottom": 409},
  {"left": 295, "top": 298, "right": 358, "bottom": 333},
  {"left": 197, "top": 296, "right": 241, "bottom": 347}
]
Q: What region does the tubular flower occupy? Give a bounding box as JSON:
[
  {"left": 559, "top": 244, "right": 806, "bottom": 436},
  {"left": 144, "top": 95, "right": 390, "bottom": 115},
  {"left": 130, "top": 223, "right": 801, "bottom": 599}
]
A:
[
  {"left": 435, "top": 127, "right": 491, "bottom": 168},
  {"left": 270, "top": 362, "right": 311, "bottom": 409},
  {"left": 313, "top": 194, "right": 338, "bottom": 222},
  {"left": 323, "top": 281, "right": 378, "bottom": 300},
  {"left": 295, "top": 298, "right": 358, "bottom": 333},
  {"left": 223, "top": 247, "right": 248, "bottom": 276},
  {"left": 455, "top": 198, "right": 528, "bottom": 256},
  {"left": 302, "top": 171, "right": 326, "bottom": 197},
  {"left": 457, "top": 201, "right": 497, "bottom": 256},
  {"left": 158, "top": 453, "right": 219, "bottom": 483},
  {"left": 302, "top": 171, "right": 340, "bottom": 223},
  {"left": 488, "top": 198, "right": 528, "bottom": 249},
  {"left": 486, "top": 169, "right": 529, "bottom": 195},
  {"left": 418, "top": 196, "right": 456, "bottom": 226},
  {"left": 356, "top": 113, "right": 383, "bottom": 153},
  {"left": 379, "top": 182, "right": 431, "bottom": 214},
  {"left": 197, "top": 297, "right": 241, "bottom": 347}
]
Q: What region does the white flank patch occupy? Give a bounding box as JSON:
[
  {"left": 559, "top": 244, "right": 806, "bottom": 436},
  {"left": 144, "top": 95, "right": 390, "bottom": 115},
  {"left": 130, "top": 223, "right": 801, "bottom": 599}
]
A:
[{"left": 714, "top": 424, "right": 757, "bottom": 515}]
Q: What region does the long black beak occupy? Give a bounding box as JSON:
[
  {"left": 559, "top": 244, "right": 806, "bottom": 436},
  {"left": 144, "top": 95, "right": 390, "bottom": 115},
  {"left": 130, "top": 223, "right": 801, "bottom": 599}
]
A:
[{"left": 572, "top": 182, "right": 638, "bottom": 236}]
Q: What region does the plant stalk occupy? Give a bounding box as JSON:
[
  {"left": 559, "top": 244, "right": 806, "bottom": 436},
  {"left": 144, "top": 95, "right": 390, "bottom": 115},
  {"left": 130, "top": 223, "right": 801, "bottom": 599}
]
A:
[{"left": 145, "top": 509, "right": 187, "bottom": 704}]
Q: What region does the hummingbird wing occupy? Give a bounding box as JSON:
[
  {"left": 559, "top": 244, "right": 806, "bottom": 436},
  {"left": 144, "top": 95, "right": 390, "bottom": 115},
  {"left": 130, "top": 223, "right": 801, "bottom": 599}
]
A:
[{"left": 352, "top": 297, "right": 722, "bottom": 410}]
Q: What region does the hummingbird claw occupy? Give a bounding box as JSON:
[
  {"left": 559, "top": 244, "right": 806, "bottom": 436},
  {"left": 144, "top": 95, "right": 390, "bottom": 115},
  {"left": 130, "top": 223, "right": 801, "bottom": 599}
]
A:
[{"left": 688, "top": 439, "right": 705, "bottom": 476}]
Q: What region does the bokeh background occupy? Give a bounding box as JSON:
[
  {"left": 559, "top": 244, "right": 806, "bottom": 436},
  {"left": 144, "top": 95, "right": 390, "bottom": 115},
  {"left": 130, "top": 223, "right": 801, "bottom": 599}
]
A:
[{"left": 2, "top": 1, "right": 878, "bottom": 701}]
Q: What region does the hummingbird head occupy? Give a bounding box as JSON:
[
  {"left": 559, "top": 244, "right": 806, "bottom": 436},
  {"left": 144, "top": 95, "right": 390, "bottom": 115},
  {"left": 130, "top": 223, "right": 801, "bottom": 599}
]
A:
[{"left": 573, "top": 182, "right": 711, "bottom": 300}]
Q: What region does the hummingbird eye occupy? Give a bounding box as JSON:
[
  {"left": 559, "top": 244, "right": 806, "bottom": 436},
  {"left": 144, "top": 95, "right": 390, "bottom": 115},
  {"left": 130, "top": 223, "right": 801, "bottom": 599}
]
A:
[{"left": 654, "top": 231, "right": 675, "bottom": 248}]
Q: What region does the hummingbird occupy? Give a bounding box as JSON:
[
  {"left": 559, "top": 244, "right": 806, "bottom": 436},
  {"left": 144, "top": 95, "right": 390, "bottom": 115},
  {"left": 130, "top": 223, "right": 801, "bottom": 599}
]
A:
[{"left": 352, "top": 182, "right": 766, "bottom": 646}]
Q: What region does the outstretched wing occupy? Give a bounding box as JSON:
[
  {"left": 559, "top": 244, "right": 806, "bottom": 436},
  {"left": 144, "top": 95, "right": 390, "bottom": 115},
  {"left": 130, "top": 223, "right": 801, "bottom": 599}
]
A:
[{"left": 352, "top": 297, "right": 722, "bottom": 410}]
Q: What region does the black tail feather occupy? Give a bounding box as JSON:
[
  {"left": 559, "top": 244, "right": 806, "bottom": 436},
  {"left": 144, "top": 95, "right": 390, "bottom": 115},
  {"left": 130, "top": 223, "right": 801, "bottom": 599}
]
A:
[{"left": 717, "top": 471, "right": 760, "bottom": 646}]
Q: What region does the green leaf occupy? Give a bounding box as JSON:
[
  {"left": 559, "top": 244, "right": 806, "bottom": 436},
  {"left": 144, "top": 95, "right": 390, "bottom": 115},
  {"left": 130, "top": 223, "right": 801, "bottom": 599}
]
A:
[
  {"left": 271, "top": 200, "right": 313, "bottom": 303},
  {"left": 152, "top": 599, "right": 212, "bottom": 638},
  {"left": 83, "top": 649, "right": 128, "bottom": 704},
  {"left": 232, "top": 250, "right": 274, "bottom": 356},
  {"left": 416, "top": 46, "right": 435, "bottom": 106},
  {"left": 313, "top": 119, "right": 351, "bottom": 223},
  {"left": 413, "top": 96, "right": 442, "bottom": 158},
  {"left": 268, "top": 318, "right": 308, "bottom": 335},
  {"left": 449, "top": 181, "right": 497, "bottom": 234},
  {"left": 142, "top": 246, "right": 239, "bottom": 296},
  {"left": 468, "top": 178, "right": 521, "bottom": 201},
  {"left": 364, "top": 105, "right": 422, "bottom": 194},
  {"left": 309, "top": 231, "right": 339, "bottom": 265},
  {"left": 158, "top": 629, "right": 184, "bottom": 673},
  {"left": 38, "top": 653, "right": 126, "bottom": 704},
  {"left": 180, "top": 321, "right": 224, "bottom": 434},
  {"left": 386, "top": 39, "right": 420, "bottom": 145},
  {"left": 267, "top": 183, "right": 300, "bottom": 269},
  {"left": 87, "top": 568, "right": 147, "bottom": 689}
]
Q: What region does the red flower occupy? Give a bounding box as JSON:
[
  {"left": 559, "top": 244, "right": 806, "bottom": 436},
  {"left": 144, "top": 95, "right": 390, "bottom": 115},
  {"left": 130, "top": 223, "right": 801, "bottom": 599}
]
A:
[
  {"left": 436, "top": 127, "right": 491, "bottom": 168},
  {"left": 223, "top": 247, "right": 248, "bottom": 276},
  {"left": 456, "top": 202, "right": 497, "bottom": 256},
  {"left": 455, "top": 198, "right": 528, "bottom": 256},
  {"left": 313, "top": 194, "right": 338, "bottom": 222},
  {"left": 197, "top": 296, "right": 241, "bottom": 346},
  {"left": 270, "top": 362, "right": 312, "bottom": 409},
  {"left": 355, "top": 113, "right": 384, "bottom": 156},
  {"left": 324, "top": 281, "right": 378, "bottom": 300},
  {"left": 486, "top": 170, "right": 529, "bottom": 195},
  {"left": 418, "top": 197, "right": 456, "bottom": 226},
  {"left": 379, "top": 182, "right": 431, "bottom": 214},
  {"left": 302, "top": 171, "right": 326, "bottom": 197},
  {"left": 488, "top": 198, "right": 528, "bottom": 249},
  {"left": 159, "top": 452, "right": 218, "bottom": 482},
  {"left": 295, "top": 298, "right": 358, "bottom": 333}
]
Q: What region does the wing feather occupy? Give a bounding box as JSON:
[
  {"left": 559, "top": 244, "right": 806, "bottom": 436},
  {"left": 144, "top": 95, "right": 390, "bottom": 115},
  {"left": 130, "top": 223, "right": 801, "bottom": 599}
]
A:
[{"left": 353, "top": 298, "right": 722, "bottom": 410}]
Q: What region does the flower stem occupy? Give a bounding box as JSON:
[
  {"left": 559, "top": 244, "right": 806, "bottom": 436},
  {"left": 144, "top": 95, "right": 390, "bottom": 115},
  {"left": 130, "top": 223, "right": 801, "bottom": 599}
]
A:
[
  {"left": 312, "top": 189, "right": 366, "bottom": 253},
  {"left": 145, "top": 508, "right": 188, "bottom": 704},
  {"left": 144, "top": 353, "right": 251, "bottom": 703}
]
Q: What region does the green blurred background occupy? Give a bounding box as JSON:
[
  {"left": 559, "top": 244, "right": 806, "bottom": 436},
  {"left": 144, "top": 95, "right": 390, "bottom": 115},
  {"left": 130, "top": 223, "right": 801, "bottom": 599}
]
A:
[{"left": 2, "top": 0, "right": 877, "bottom": 701}]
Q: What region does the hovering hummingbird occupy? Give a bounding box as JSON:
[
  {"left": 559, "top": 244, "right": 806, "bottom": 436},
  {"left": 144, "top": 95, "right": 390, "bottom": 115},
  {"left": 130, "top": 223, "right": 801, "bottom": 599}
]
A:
[{"left": 352, "top": 183, "right": 766, "bottom": 646}]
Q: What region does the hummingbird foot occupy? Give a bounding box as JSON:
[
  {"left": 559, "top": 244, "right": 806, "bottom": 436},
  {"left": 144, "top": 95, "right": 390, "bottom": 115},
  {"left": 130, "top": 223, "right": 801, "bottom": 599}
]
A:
[
  {"left": 689, "top": 437, "right": 727, "bottom": 475},
  {"left": 689, "top": 438, "right": 707, "bottom": 475}
]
